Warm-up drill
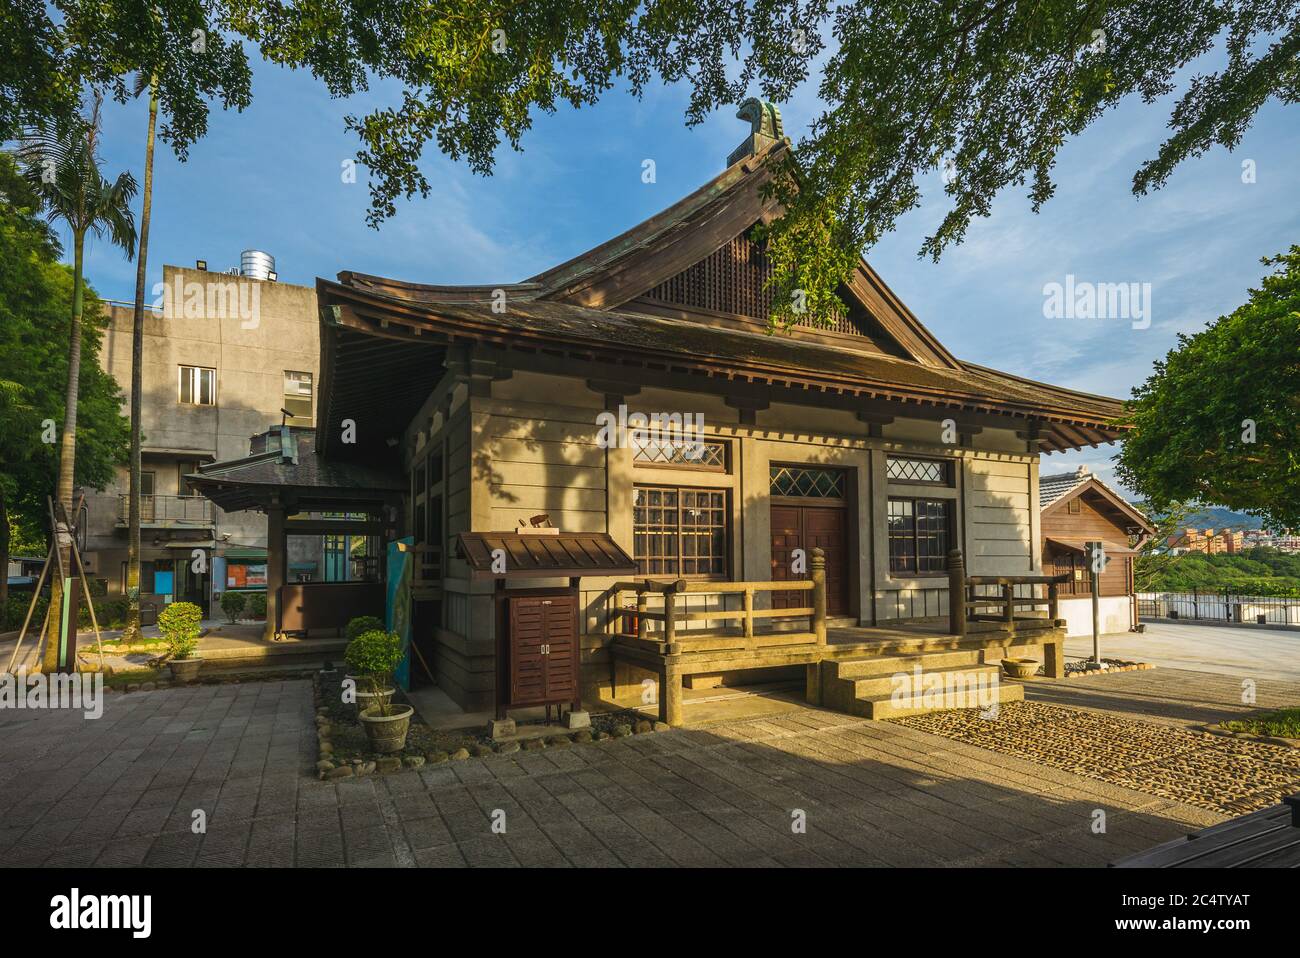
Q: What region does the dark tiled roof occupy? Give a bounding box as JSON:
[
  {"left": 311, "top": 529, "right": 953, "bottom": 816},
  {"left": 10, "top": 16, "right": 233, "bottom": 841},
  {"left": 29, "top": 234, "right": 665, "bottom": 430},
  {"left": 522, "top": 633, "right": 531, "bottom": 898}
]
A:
[
  {"left": 1040, "top": 471, "right": 1090, "bottom": 508},
  {"left": 187, "top": 428, "right": 404, "bottom": 511}
]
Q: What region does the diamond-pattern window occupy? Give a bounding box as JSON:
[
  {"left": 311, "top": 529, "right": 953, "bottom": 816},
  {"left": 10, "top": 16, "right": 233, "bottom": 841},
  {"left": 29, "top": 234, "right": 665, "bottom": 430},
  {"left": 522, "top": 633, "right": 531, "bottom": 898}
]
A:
[
  {"left": 769, "top": 466, "right": 846, "bottom": 499},
  {"left": 632, "top": 437, "right": 727, "bottom": 470},
  {"left": 886, "top": 456, "right": 951, "bottom": 485}
]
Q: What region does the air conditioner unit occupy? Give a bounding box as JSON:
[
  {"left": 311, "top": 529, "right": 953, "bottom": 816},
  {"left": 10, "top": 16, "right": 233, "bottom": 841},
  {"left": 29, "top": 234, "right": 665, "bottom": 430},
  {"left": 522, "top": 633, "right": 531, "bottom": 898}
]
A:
[{"left": 227, "top": 267, "right": 240, "bottom": 276}]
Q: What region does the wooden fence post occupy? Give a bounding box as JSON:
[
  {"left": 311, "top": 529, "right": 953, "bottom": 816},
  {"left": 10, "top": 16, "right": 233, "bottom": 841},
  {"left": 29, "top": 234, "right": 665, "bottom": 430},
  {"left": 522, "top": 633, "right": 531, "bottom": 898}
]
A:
[
  {"left": 636, "top": 582, "right": 648, "bottom": 641},
  {"left": 947, "top": 548, "right": 966, "bottom": 636},
  {"left": 810, "top": 548, "right": 827, "bottom": 647},
  {"left": 1002, "top": 583, "right": 1015, "bottom": 626},
  {"left": 1048, "top": 580, "right": 1060, "bottom": 623}
]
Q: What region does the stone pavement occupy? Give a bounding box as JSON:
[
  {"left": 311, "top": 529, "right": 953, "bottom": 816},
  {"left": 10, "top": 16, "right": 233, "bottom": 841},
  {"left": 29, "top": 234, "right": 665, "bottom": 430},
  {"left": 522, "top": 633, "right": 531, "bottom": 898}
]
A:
[{"left": 0, "top": 678, "right": 1225, "bottom": 867}]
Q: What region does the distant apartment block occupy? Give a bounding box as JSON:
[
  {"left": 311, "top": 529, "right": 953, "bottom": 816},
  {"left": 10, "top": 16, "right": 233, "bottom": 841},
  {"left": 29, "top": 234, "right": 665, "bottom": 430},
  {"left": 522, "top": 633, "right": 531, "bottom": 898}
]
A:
[{"left": 81, "top": 259, "right": 319, "bottom": 613}]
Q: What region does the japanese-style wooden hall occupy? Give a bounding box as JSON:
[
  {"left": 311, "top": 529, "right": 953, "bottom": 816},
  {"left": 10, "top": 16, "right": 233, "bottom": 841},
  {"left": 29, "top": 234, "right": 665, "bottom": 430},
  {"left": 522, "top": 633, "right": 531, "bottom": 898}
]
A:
[{"left": 192, "top": 102, "right": 1132, "bottom": 726}]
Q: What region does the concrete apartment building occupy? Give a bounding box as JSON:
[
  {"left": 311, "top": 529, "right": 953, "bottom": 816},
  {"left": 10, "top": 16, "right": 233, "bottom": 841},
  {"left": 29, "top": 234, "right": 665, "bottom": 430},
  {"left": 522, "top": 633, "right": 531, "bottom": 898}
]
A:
[{"left": 82, "top": 258, "right": 319, "bottom": 613}]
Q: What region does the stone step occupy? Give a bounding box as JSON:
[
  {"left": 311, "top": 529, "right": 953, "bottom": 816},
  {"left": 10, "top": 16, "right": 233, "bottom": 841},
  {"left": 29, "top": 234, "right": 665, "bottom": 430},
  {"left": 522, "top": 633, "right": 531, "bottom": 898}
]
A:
[
  {"left": 859, "top": 676, "right": 1023, "bottom": 720},
  {"left": 845, "top": 663, "right": 1003, "bottom": 699},
  {"left": 830, "top": 648, "right": 983, "bottom": 679}
]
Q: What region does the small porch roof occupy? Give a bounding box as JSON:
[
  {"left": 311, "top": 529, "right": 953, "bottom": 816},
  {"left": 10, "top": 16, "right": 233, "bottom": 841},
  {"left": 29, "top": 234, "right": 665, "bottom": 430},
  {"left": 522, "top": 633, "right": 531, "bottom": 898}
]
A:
[{"left": 456, "top": 531, "right": 637, "bottom": 581}]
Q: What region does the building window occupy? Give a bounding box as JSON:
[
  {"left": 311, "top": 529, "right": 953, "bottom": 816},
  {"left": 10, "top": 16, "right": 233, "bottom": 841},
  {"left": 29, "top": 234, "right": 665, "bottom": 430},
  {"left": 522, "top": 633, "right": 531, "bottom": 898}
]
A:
[
  {"left": 886, "top": 456, "right": 952, "bottom": 485},
  {"left": 283, "top": 370, "right": 313, "bottom": 423},
  {"left": 177, "top": 460, "right": 203, "bottom": 496},
  {"left": 633, "top": 485, "right": 727, "bottom": 576},
  {"left": 1067, "top": 498, "right": 1081, "bottom": 514},
  {"left": 770, "top": 465, "right": 846, "bottom": 499},
  {"left": 179, "top": 365, "right": 215, "bottom": 405},
  {"left": 632, "top": 436, "right": 728, "bottom": 471},
  {"left": 887, "top": 498, "right": 953, "bottom": 574}
]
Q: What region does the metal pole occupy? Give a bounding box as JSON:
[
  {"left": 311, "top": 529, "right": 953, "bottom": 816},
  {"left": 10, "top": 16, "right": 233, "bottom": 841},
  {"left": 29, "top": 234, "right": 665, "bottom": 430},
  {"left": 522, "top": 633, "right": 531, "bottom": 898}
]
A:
[{"left": 1088, "top": 540, "right": 1101, "bottom": 665}]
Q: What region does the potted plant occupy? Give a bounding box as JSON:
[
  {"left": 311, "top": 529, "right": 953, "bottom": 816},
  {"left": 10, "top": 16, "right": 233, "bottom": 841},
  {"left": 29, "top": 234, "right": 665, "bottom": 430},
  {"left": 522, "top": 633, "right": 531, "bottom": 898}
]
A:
[
  {"left": 219, "top": 589, "right": 246, "bottom": 624},
  {"left": 342, "top": 614, "right": 386, "bottom": 685},
  {"left": 159, "top": 601, "right": 204, "bottom": 683},
  {"left": 344, "top": 629, "right": 412, "bottom": 753}
]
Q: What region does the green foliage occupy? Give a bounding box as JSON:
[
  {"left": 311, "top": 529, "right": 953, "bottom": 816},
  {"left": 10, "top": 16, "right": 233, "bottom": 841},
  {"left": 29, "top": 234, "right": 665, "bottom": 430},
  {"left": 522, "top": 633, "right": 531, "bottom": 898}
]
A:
[
  {"left": 157, "top": 600, "right": 203, "bottom": 659},
  {"left": 0, "top": 151, "right": 129, "bottom": 545},
  {"left": 8, "top": 4, "right": 1296, "bottom": 324},
  {"left": 1, "top": 2, "right": 252, "bottom": 157},
  {"left": 345, "top": 629, "right": 404, "bottom": 713},
  {"left": 1221, "top": 707, "right": 1300, "bottom": 739},
  {"left": 1137, "top": 548, "right": 1300, "bottom": 597},
  {"left": 219, "top": 589, "right": 246, "bottom": 623},
  {"left": 1117, "top": 250, "right": 1300, "bottom": 531},
  {"left": 247, "top": 592, "right": 267, "bottom": 619},
  {"left": 345, "top": 615, "right": 385, "bottom": 643},
  {"left": 2, "top": 589, "right": 128, "bottom": 631}
]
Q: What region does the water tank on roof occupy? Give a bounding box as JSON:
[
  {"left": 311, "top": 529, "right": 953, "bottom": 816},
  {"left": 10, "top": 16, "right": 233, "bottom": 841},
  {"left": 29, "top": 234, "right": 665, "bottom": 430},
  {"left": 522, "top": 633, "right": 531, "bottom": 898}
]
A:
[{"left": 240, "top": 249, "right": 276, "bottom": 280}]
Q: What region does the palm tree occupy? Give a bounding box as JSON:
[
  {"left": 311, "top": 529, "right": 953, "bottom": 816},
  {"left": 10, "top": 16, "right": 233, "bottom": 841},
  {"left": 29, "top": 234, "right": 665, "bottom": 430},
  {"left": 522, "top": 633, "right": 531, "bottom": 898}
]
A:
[
  {"left": 18, "top": 96, "right": 137, "bottom": 672},
  {"left": 123, "top": 74, "right": 160, "bottom": 644}
]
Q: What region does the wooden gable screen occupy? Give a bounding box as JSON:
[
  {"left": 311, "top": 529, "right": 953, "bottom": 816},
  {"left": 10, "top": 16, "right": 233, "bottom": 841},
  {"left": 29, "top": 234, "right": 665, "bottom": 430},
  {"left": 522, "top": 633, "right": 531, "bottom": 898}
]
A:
[{"left": 642, "top": 233, "right": 900, "bottom": 343}]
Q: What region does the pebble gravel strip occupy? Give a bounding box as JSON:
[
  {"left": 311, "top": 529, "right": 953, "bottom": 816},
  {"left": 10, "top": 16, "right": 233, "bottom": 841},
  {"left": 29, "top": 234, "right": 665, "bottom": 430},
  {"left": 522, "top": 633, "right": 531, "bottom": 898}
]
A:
[{"left": 891, "top": 700, "right": 1300, "bottom": 815}]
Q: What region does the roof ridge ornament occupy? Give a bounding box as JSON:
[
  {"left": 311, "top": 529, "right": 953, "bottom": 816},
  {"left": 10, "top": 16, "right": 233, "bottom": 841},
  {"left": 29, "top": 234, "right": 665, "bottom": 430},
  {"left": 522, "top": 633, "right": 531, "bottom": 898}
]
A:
[{"left": 727, "top": 97, "right": 786, "bottom": 167}]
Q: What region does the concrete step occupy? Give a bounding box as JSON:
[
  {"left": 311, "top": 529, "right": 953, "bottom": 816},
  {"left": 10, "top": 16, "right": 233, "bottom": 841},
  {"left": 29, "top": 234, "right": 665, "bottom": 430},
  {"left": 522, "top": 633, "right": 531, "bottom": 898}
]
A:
[
  {"left": 830, "top": 648, "right": 983, "bottom": 679},
  {"left": 846, "top": 663, "right": 1002, "bottom": 699},
  {"left": 860, "top": 676, "right": 1023, "bottom": 719}
]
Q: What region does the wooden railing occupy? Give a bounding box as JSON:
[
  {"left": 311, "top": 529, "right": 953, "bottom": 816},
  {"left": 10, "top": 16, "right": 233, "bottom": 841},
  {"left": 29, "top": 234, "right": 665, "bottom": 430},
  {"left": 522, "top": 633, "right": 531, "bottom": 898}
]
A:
[
  {"left": 947, "top": 548, "right": 1069, "bottom": 636},
  {"left": 611, "top": 549, "right": 828, "bottom": 653}
]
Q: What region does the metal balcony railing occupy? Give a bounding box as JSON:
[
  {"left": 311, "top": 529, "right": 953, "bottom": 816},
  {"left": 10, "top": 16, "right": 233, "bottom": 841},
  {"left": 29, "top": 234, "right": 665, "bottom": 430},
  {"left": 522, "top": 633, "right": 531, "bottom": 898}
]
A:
[{"left": 117, "top": 494, "right": 214, "bottom": 525}]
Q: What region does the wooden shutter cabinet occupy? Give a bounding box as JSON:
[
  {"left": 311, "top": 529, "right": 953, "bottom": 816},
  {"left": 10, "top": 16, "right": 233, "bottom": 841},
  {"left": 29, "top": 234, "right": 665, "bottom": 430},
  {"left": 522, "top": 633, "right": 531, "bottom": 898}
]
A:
[{"left": 506, "top": 592, "right": 579, "bottom": 708}]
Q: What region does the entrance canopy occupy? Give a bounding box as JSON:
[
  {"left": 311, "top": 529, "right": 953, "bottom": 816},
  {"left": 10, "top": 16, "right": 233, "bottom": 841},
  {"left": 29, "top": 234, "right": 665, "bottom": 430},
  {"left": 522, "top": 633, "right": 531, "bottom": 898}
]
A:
[{"left": 456, "top": 531, "right": 637, "bottom": 581}]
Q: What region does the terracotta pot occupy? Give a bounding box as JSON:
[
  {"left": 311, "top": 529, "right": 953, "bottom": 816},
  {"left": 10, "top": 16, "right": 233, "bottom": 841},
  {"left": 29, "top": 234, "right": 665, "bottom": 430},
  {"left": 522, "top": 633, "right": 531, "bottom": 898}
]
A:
[
  {"left": 359, "top": 703, "right": 413, "bottom": 753},
  {"left": 168, "top": 657, "right": 203, "bottom": 684},
  {"left": 1001, "top": 657, "right": 1038, "bottom": 679}
]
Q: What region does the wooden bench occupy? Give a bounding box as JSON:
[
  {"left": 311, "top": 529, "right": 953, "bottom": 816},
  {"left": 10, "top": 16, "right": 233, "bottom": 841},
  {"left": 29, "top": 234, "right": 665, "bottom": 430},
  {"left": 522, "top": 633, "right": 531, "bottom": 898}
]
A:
[{"left": 1111, "top": 794, "right": 1300, "bottom": 867}]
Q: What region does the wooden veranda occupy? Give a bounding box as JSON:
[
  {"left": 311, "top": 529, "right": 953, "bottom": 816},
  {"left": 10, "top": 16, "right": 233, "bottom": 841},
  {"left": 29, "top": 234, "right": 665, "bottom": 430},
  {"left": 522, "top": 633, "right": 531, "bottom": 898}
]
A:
[{"left": 604, "top": 548, "right": 1071, "bottom": 725}]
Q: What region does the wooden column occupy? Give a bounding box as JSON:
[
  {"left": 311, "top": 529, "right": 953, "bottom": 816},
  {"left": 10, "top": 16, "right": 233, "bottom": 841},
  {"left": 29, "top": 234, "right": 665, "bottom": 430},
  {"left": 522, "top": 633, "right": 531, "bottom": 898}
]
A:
[
  {"left": 1048, "top": 580, "right": 1060, "bottom": 623},
  {"left": 947, "top": 548, "right": 966, "bottom": 636},
  {"left": 660, "top": 665, "right": 682, "bottom": 726},
  {"left": 264, "top": 504, "right": 286, "bottom": 642},
  {"left": 810, "top": 547, "right": 827, "bottom": 647}
]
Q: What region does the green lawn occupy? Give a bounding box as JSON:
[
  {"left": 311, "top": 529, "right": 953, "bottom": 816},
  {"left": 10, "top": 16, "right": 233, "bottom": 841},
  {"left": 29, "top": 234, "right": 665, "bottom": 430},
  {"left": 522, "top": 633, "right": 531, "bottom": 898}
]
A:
[{"left": 1221, "top": 707, "right": 1300, "bottom": 739}]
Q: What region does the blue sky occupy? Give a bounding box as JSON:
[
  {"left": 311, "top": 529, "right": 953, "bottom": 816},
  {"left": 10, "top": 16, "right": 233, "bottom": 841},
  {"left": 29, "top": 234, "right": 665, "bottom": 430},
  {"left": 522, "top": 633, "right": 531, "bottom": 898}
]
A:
[{"left": 78, "top": 40, "right": 1300, "bottom": 495}]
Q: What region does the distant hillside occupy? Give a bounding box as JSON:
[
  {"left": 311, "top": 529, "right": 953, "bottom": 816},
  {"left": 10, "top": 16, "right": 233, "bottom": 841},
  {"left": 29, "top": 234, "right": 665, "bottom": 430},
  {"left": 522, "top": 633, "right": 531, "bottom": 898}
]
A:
[{"left": 1179, "top": 506, "right": 1266, "bottom": 531}]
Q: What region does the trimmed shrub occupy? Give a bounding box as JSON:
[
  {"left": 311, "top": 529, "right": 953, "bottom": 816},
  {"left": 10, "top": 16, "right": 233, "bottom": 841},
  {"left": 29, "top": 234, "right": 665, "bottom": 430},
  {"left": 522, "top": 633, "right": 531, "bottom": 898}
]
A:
[
  {"left": 344, "top": 629, "right": 404, "bottom": 714},
  {"left": 247, "top": 592, "right": 267, "bottom": 619},
  {"left": 345, "top": 615, "right": 384, "bottom": 643},
  {"left": 158, "top": 601, "right": 203, "bottom": 660},
  {"left": 219, "top": 590, "right": 246, "bottom": 623}
]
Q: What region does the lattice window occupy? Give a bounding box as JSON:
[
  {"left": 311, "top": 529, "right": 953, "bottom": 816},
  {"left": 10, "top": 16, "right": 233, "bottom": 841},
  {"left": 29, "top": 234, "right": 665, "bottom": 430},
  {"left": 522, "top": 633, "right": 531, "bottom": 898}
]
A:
[
  {"left": 632, "top": 437, "right": 727, "bottom": 470},
  {"left": 769, "top": 466, "right": 846, "bottom": 499},
  {"left": 886, "top": 456, "right": 952, "bottom": 485},
  {"left": 888, "top": 498, "right": 952, "bottom": 574},
  {"left": 644, "top": 233, "right": 874, "bottom": 335},
  {"left": 633, "top": 486, "right": 728, "bottom": 576}
]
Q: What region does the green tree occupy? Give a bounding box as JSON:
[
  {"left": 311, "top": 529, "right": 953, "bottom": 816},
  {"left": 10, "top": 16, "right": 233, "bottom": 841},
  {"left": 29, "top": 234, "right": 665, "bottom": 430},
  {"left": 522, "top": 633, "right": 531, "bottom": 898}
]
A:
[
  {"left": 16, "top": 100, "right": 137, "bottom": 671},
  {"left": 0, "top": 152, "right": 130, "bottom": 620},
  {"left": 9, "top": 3, "right": 1297, "bottom": 325},
  {"left": 10, "top": 3, "right": 1300, "bottom": 324},
  {"left": 1117, "top": 250, "right": 1300, "bottom": 532},
  {"left": 123, "top": 71, "right": 162, "bottom": 644},
  {"left": 228, "top": 0, "right": 1300, "bottom": 325}
]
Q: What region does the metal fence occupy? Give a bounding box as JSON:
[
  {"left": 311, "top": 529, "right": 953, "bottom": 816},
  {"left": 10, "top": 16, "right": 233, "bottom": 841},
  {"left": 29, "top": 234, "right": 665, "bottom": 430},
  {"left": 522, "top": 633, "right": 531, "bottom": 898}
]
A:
[{"left": 1137, "top": 591, "right": 1300, "bottom": 626}]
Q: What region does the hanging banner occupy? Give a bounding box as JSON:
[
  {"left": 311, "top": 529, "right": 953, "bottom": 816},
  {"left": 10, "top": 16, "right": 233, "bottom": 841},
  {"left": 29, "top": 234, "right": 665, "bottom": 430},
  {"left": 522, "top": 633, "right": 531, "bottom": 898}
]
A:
[{"left": 386, "top": 537, "right": 413, "bottom": 690}]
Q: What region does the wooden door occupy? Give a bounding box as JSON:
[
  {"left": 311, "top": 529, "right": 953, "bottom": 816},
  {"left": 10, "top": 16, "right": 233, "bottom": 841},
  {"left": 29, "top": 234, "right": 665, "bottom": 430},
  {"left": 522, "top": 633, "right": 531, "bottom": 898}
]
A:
[{"left": 771, "top": 505, "right": 850, "bottom": 616}]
